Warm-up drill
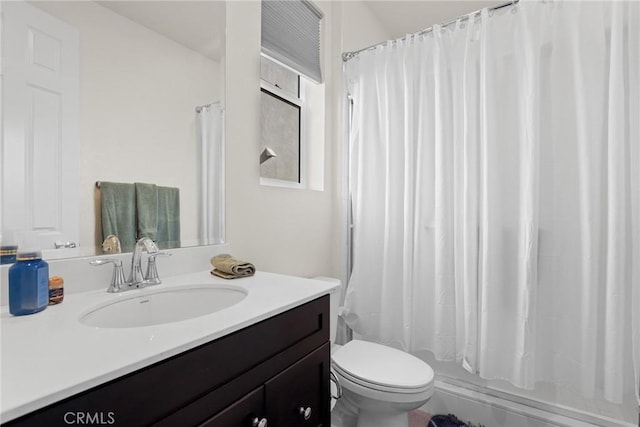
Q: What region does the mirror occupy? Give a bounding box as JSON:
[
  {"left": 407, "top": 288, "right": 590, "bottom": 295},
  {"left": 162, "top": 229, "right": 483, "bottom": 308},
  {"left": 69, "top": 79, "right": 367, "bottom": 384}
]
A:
[{"left": 1, "top": 0, "right": 226, "bottom": 259}]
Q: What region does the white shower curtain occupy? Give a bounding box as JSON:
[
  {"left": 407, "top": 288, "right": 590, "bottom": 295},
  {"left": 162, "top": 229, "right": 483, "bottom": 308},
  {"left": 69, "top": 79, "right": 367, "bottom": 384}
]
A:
[
  {"left": 343, "top": 0, "right": 640, "bottom": 405},
  {"left": 196, "top": 103, "right": 225, "bottom": 245}
]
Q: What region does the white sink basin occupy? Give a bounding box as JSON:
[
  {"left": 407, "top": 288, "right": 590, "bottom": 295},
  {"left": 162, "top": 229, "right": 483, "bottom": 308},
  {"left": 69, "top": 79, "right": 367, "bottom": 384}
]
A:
[{"left": 80, "top": 285, "right": 247, "bottom": 328}]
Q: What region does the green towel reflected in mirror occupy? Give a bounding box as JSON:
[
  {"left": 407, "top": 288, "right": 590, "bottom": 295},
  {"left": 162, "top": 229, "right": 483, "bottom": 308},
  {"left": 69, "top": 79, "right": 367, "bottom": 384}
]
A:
[
  {"left": 100, "top": 181, "right": 180, "bottom": 251},
  {"left": 100, "top": 182, "right": 136, "bottom": 252}
]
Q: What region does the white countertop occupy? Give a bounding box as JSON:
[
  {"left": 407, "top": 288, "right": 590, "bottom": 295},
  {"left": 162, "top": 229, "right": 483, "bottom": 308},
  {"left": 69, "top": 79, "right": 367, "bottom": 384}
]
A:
[{"left": 0, "top": 270, "right": 339, "bottom": 423}]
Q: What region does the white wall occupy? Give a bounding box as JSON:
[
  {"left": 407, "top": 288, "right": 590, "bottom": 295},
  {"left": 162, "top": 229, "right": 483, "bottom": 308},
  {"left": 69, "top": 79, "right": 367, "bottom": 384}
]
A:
[
  {"left": 31, "top": 2, "right": 221, "bottom": 250},
  {"left": 223, "top": 1, "right": 391, "bottom": 280},
  {"left": 341, "top": 1, "right": 392, "bottom": 54},
  {"left": 225, "top": 1, "right": 334, "bottom": 277}
]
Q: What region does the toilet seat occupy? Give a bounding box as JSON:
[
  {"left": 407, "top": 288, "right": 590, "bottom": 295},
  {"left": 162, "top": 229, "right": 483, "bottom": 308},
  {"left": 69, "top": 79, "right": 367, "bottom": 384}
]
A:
[{"left": 332, "top": 340, "right": 434, "bottom": 394}]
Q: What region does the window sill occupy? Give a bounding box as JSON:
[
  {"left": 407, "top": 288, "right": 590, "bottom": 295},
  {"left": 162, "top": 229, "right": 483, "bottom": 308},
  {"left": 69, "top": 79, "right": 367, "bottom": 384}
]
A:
[{"left": 260, "top": 177, "right": 306, "bottom": 190}]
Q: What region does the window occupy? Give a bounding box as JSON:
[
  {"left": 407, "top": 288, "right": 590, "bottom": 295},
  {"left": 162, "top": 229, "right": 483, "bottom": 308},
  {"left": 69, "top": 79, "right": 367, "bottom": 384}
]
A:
[
  {"left": 259, "top": 0, "right": 325, "bottom": 190},
  {"left": 260, "top": 56, "right": 305, "bottom": 186}
]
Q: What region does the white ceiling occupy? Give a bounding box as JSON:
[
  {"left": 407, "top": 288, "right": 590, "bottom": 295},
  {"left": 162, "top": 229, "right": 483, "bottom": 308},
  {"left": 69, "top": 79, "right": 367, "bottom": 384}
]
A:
[
  {"left": 97, "top": 1, "right": 226, "bottom": 61},
  {"left": 96, "top": 1, "right": 502, "bottom": 63},
  {"left": 364, "top": 0, "right": 501, "bottom": 40}
]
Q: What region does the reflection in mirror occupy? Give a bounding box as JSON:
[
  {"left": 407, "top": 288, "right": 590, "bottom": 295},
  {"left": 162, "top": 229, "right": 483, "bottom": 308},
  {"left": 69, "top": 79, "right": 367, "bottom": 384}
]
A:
[{"left": 1, "top": 1, "right": 226, "bottom": 260}]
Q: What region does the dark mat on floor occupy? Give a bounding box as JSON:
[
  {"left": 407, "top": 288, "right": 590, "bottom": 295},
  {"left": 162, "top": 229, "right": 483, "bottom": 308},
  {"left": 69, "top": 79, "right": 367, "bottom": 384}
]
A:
[{"left": 428, "top": 414, "right": 485, "bottom": 427}]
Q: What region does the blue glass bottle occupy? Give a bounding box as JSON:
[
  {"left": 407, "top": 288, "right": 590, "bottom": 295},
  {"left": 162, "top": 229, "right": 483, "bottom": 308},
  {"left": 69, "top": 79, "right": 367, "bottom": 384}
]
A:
[{"left": 9, "top": 250, "right": 49, "bottom": 316}]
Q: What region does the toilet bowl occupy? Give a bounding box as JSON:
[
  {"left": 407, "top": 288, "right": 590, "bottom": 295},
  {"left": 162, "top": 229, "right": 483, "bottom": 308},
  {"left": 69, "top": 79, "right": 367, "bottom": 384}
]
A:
[
  {"left": 314, "top": 277, "right": 435, "bottom": 427},
  {"left": 332, "top": 340, "right": 434, "bottom": 427}
]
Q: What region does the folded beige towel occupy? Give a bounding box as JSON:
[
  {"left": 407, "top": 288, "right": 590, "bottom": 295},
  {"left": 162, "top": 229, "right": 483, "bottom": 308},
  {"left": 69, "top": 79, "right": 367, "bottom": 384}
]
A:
[{"left": 210, "top": 254, "right": 256, "bottom": 279}]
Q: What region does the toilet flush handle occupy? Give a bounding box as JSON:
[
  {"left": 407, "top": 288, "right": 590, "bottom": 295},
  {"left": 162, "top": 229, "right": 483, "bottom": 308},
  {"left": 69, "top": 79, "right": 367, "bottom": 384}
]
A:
[{"left": 298, "top": 406, "right": 312, "bottom": 420}]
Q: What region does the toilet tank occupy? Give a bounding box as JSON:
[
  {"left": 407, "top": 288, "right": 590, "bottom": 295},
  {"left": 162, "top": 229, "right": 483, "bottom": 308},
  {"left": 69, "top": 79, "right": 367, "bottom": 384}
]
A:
[{"left": 312, "top": 276, "right": 342, "bottom": 343}]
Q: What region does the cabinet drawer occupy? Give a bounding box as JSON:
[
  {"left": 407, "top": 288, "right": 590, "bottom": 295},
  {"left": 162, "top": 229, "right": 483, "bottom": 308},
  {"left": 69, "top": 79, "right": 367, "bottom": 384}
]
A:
[{"left": 6, "top": 295, "right": 329, "bottom": 427}]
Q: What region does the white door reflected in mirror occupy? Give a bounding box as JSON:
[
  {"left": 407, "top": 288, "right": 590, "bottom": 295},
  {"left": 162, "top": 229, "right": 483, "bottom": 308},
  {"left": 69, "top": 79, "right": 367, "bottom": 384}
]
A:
[{"left": 1, "top": 1, "right": 80, "bottom": 251}]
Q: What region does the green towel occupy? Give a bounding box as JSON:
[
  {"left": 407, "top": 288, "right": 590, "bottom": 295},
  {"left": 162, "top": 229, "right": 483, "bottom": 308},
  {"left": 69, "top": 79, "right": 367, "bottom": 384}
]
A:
[
  {"left": 157, "top": 186, "right": 180, "bottom": 249},
  {"left": 100, "top": 182, "right": 136, "bottom": 253},
  {"left": 135, "top": 183, "right": 158, "bottom": 242},
  {"left": 135, "top": 183, "right": 180, "bottom": 249}
]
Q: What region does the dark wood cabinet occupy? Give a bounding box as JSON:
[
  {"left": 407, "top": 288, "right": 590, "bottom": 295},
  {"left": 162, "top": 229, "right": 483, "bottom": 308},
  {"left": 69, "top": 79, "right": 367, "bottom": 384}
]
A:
[
  {"left": 265, "top": 343, "right": 329, "bottom": 427},
  {"left": 5, "top": 295, "right": 330, "bottom": 427},
  {"left": 200, "top": 387, "right": 264, "bottom": 427},
  {"left": 201, "top": 343, "right": 330, "bottom": 427}
]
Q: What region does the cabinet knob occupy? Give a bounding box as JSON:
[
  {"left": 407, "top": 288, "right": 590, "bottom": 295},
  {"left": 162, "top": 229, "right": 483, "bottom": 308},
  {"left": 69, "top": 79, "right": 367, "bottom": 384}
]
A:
[
  {"left": 251, "top": 417, "right": 267, "bottom": 427},
  {"left": 298, "top": 406, "right": 312, "bottom": 420}
]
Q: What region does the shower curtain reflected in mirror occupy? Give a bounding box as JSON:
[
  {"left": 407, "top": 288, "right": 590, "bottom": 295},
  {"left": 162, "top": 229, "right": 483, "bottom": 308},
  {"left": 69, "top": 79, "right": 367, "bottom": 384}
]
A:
[
  {"left": 196, "top": 102, "right": 225, "bottom": 245},
  {"left": 343, "top": 0, "right": 639, "bottom": 419}
]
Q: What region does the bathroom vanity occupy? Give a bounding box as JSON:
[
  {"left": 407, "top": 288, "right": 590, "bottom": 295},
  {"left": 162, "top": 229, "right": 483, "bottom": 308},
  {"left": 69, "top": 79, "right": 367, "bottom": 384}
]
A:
[{"left": 1, "top": 271, "right": 337, "bottom": 427}]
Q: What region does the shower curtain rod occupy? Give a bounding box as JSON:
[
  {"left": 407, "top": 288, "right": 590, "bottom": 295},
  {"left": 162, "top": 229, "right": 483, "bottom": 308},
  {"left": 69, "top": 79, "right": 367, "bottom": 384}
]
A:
[
  {"left": 342, "top": 0, "right": 519, "bottom": 62},
  {"left": 195, "top": 101, "right": 221, "bottom": 113}
]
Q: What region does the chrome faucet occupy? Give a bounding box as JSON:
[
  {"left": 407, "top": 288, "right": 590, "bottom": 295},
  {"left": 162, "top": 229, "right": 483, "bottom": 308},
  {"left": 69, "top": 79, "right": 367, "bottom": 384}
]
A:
[
  {"left": 89, "top": 259, "right": 127, "bottom": 293},
  {"left": 144, "top": 252, "right": 172, "bottom": 285},
  {"left": 91, "top": 237, "right": 171, "bottom": 293},
  {"left": 127, "top": 237, "right": 159, "bottom": 287}
]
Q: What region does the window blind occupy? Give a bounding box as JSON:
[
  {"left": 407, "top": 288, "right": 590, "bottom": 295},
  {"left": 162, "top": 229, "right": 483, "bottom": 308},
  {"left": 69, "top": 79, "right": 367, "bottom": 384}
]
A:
[{"left": 261, "top": 0, "right": 323, "bottom": 83}]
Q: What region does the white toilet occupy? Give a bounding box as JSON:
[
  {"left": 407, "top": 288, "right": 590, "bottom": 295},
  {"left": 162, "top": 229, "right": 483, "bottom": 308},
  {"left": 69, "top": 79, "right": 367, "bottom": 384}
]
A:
[{"left": 317, "top": 277, "right": 435, "bottom": 427}]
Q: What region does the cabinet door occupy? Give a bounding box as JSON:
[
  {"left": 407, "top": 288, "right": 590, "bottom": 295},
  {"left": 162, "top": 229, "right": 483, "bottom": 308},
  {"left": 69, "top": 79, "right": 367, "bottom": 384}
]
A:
[
  {"left": 265, "top": 343, "right": 330, "bottom": 427},
  {"left": 200, "top": 386, "right": 265, "bottom": 427}
]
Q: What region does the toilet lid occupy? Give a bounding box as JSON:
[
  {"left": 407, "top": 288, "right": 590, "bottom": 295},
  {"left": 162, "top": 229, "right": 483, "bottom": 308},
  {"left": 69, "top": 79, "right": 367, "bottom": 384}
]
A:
[{"left": 332, "top": 340, "right": 434, "bottom": 391}]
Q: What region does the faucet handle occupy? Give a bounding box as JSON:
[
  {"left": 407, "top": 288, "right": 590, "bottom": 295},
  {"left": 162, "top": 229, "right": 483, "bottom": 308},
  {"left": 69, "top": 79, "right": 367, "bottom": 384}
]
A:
[
  {"left": 137, "top": 237, "right": 159, "bottom": 254},
  {"left": 144, "top": 252, "right": 172, "bottom": 285},
  {"left": 90, "top": 259, "right": 126, "bottom": 293}
]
